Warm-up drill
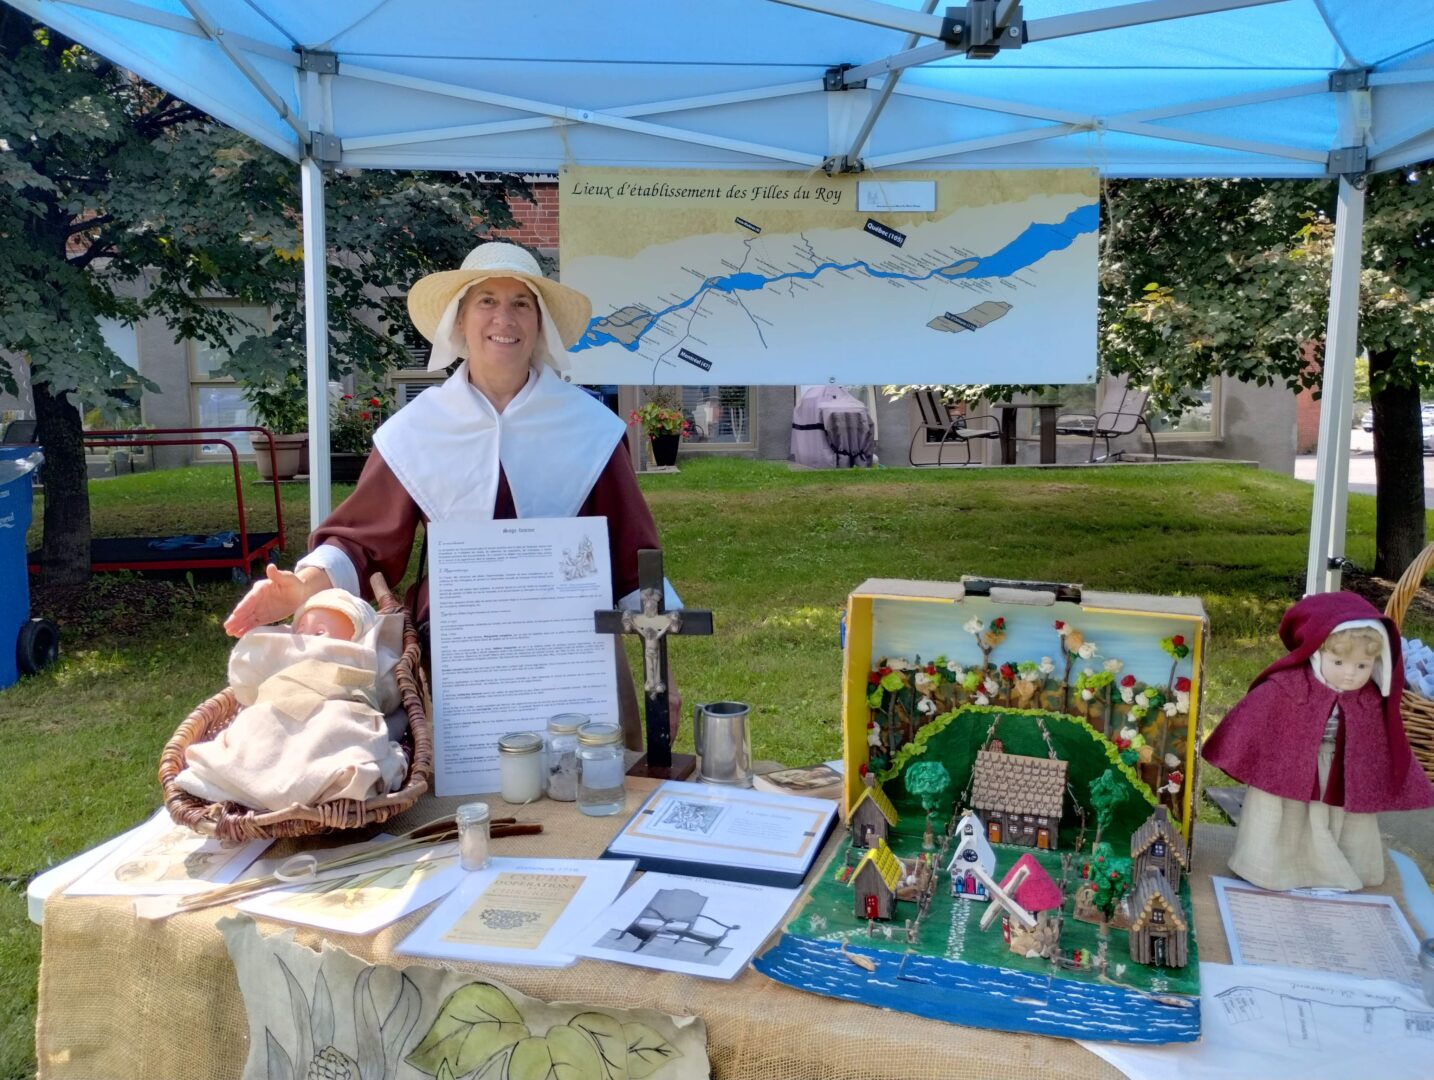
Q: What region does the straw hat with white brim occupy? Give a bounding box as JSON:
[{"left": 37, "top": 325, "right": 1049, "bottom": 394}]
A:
[{"left": 406, "top": 242, "right": 593, "bottom": 373}]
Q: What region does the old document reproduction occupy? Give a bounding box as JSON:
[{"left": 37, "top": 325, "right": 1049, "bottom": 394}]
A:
[{"left": 428, "top": 517, "right": 617, "bottom": 796}]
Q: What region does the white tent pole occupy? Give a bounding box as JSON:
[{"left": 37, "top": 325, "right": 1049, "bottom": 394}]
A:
[
  {"left": 1304, "top": 173, "right": 1365, "bottom": 595},
  {"left": 301, "top": 155, "right": 332, "bottom": 525}
]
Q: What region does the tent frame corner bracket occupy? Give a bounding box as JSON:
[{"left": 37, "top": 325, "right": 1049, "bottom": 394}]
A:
[{"left": 297, "top": 49, "right": 339, "bottom": 75}]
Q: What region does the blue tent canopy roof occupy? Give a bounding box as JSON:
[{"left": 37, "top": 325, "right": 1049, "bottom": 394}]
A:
[{"left": 7, "top": 0, "right": 1432, "bottom": 177}]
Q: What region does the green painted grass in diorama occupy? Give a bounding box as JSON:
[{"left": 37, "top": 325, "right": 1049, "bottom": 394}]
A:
[{"left": 786, "top": 828, "right": 1200, "bottom": 998}]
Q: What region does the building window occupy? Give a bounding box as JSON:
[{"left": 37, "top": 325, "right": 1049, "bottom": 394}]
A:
[
  {"left": 1152, "top": 909, "right": 1165, "bottom": 924},
  {"left": 1152, "top": 841, "right": 1165, "bottom": 858},
  {"left": 189, "top": 303, "right": 270, "bottom": 459},
  {"left": 1147, "top": 379, "right": 1219, "bottom": 438},
  {"left": 681, "top": 385, "right": 752, "bottom": 447}
]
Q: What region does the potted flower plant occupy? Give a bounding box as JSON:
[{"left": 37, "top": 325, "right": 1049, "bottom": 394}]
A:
[
  {"left": 245, "top": 370, "right": 309, "bottom": 482},
  {"left": 629, "top": 388, "right": 691, "bottom": 468},
  {"left": 329, "top": 387, "right": 389, "bottom": 482}
]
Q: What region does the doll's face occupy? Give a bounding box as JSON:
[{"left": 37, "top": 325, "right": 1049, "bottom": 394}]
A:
[
  {"left": 1319, "top": 648, "right": 1375, "bottom": 692},
  {"left": 293, "top": 607, "right": 355, "bottom": 640}
]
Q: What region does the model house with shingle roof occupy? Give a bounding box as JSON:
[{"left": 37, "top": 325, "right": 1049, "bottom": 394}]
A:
[
  {"left": 969, "top": 748, "right": 1067, "bottom": 850},
  {"left": 1127, "top": 868, "right": 1188, "bottom": 968},
  {"left": 1130, "top": 805, "right": 1189, "bottom": 891},
  {"left": 849, "top": 781, "right": 899, "bottom": 850},
  {"left": 849, "top": 838, "right": 903, "bottom": 920}
]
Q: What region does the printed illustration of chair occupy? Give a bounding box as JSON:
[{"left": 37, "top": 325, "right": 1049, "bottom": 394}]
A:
[
  {"left": 618, "top": 888, "right": 739, "bottom": 955},
  {"left": 908, "top": 389, "right": 1001, "bottom": 466},
  {"left": 1054, "top": 373, "right": 1160, "bottom": 462}
]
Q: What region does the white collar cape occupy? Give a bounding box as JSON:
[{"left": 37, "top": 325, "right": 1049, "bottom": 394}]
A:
[{"left": 372, "top": 362, "right": 625, "bottom": 522}]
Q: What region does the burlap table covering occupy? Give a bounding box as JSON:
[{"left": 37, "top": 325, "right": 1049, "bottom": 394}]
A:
[{"left": 36, "top": 793, "right": 1416, "bottom": 1080}]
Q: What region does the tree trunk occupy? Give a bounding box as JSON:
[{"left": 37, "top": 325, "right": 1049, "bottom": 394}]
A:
[
  {"left": 1370, "top": 348, "right": 1426, "bottom": 579},
  {"left": 33, "top": 381, "right": 91, "bottom": 587}
]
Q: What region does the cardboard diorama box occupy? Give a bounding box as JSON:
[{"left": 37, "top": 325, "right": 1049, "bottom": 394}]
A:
[{"left": 840, "top": 576, "right": 1208, "bottom": 851}]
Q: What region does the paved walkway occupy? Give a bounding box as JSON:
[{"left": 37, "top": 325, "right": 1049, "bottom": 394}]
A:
[{"left": 1294, "top": 429, "right": 1434, "bottom": 501}]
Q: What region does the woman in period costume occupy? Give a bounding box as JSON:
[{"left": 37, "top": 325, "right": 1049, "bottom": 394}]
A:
[
  {"left": 224, "top": 242, "right": 668, "bottom": 743},
  {"left": 1203, "top": 592, "right": 1434, "bottom": 890}
]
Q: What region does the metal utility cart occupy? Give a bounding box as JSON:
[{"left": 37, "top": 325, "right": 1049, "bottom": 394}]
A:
[{"left": 27, "top": 427, "right": 287, "bottom": 583}]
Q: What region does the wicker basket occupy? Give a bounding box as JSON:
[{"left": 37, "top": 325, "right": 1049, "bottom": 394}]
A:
[
  {"left": 160, "top": 574, "right": 433, "bottom": 841},
  {"left": 1383, "top": 541, "right": 1434, "bottom": 779}
]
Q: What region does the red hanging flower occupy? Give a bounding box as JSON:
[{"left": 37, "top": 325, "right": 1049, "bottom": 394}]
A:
[
  {"left": 1054, "top": 620, "right": 1066, "bottom": 631},
  {"left": 1175, "top": 676, "right": 1191, "bottom": 692},
  {"left": 1120, "top": 674, "right": 1137, "bottom": 688},
  {"left": 868, "top": 671, "right": 881, "bottom": 686},
  {"left": 858, "top": 763, "right": 869, "bottom": 777},
  {"left": 359, "top": 411, "right": 371, "bottom": 421},
  {"left": 1172, "top": 634, "right": 1185, "bottom": 647},
  {"left": 992, "top": 617, "right": 1006, "bottom": 630},
  {"left": 368, "top": 397, "right": 381, "bottom": 407},
  {"left": 925, "top": 664, "right": 936, "bottom": 675},
  {"left": 999, "top": 663, "right": 1015, "bottom": 681},
  {"left": 878, "top": 666, "right": 892, "bottom": 677}
]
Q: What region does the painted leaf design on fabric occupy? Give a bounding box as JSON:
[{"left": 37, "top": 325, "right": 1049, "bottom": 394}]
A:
[
  {"left": 567, "top": 1012, "right": 627, "bottom": 1080},
  {"left": 381, "top": 973, "right": 422, "bottom": 1079},
  {"left": 435, "top": 1061, "right": 456, "bottom": 1080},
  {"left": 508, "top": 1026, "right": 603, "bottom": 1080},
  {"left": 404, "top": 983, "right": 528, "bottom": 1077},
  {"left": 311, "top": 969, "right": 336, "bottom": 1052},
  {"left": 278, "top": 956, "right": 313, "bottom": 1073},
  {"left": 354, "top": 967, "right": 385, "bottom": 1080},
  {"left": 266, "top": 1029, "right": 295, "bottom": 1080},
  {"left": 622, "top": 1023, "right": 681, "bottom": 1079}
]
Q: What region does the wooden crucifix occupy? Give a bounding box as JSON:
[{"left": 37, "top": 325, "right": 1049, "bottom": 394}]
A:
[{"left": 594, "top": 548, "right": 712, "bottom": 780}]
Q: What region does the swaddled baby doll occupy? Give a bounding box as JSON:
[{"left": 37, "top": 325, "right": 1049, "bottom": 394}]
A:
[
  {"left": 1203, "top": 591, "right": 1434, "bottom": 890},
  {"left": 176, "top": 589, "right": 409, "bottom": 811}
]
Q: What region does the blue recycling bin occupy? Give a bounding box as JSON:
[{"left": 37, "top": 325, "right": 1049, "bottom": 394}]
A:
[{"left": 0, "top": 445, "right": 52, "bottom": 688}]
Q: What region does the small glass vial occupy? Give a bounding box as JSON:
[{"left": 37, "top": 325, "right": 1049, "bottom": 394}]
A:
[
  {"left": 455, "top": 801, "right": 491, "bottom": 871},
  {"left": 545, "top": 713, "right": 585, "bottom": 802},
  {"left": 497, "top": 731, "right": 545, "bottom": 804},
  {"left": 577, "top": 722, "right": 626, "bottom": 816}
]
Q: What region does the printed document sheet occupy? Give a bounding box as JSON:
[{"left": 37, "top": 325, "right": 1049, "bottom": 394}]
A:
[{"left": 428, "top": 516, "right": 617, "bottom": 796}]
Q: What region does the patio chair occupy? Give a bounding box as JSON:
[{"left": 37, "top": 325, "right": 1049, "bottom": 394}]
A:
[
  {"left": 1054, "top": 374, "right": 1159, "bottom": 462},
  {"left": 618, "top": 888, "right": 740, "bottom": 955},
  {"left": 907, "top": 389, "right": 1000, "bottom": 466}
]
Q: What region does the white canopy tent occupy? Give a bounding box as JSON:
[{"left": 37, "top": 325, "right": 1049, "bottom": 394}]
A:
[{"left": 9, "top": 0, "right": 1434, "bottom": 593}]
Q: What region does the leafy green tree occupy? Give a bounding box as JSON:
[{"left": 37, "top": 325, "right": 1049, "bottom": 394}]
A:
[
  {"left": 0, "top": 13, "right": 528, "bottom": 584},
  {"left": 904, "top": 760, "right": 951, "bottom": 849},
  {"left": 1087, "top": 767, "right": 1129, "bottom": 852},
  {"left": 1102, "top": 170, "right": 1434, "bottom": 578},
  {"left": 1090, "top": 852, "right": 1132, "bottom": 923}
]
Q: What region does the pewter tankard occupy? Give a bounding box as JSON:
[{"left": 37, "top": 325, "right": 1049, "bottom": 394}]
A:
[{"left": 692, "top": 701, "right": 753, "bottom": 786}]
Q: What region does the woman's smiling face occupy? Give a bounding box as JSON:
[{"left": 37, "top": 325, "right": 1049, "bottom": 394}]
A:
[{"left": 459, "top": 277, "right": 541, "bottom": 379}]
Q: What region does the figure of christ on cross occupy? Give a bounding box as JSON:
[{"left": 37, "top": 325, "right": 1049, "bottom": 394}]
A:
[{"left": 595, "top": 549, "right": 712, "bottom": 779}]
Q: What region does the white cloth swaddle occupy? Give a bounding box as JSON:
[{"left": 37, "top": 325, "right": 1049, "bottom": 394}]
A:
[{"left": 177, "top": 605, "right": 410, "bottom": 811}]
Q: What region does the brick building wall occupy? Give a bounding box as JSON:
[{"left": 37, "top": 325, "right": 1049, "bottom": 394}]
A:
[{"left": 493, "top": 181, "right": 559, "bottom": 249}]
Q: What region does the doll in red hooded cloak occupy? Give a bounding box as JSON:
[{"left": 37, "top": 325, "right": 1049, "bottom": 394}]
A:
[{"left": 1203, "top": 592, "right": 1434, "bottom": 890}]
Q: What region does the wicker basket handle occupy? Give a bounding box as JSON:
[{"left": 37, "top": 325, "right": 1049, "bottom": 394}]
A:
[
  {"left": 1383, "top": 541, "right": 1434, "bottom": 628},
  {"left": 370, "top": 572, "right": 397, "bottom": 614}
]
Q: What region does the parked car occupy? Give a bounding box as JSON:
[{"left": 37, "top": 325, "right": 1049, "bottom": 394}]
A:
[{"left": 1362, "top": 408, "right": 1374, "bottom": 432}]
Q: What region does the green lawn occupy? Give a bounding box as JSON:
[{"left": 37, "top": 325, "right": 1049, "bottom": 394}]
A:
[{"left": 1, "top": 458, "right": 1426, "bottom": 1078}]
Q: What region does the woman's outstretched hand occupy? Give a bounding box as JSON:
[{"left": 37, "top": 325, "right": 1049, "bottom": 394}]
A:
[{"left": 223, "top": 563, "right": 324, "bottom": 637}]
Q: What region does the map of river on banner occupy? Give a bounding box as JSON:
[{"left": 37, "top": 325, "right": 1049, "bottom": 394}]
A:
[{"left": 559, "top": 167, "right": 1098, "bottom": 387}]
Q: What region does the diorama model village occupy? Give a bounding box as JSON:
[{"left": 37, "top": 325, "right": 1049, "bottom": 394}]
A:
[{"left": 756, "top": 584, "right": 1207, "bottom": 1043}]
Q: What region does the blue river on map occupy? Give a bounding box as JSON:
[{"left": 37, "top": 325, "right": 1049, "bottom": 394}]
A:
[
  {"left": 752, "top": 933, "right": 1201, "bottom": 1044},
  {"left": 574, "top": 201, "right": 1099, "bottom": 352}
]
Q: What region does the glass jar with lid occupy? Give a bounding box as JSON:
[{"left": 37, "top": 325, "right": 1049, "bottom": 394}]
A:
[
  {"left": 576, "top": 722, "right": 626, "bottom": 816},
  {"left": 544, "top": 713, "right": 586, "bottom": 802},
  {"left": 497, "top": 731, "right": 545, "bottom": 804}
]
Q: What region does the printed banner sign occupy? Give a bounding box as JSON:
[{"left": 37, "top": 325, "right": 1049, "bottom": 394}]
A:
[{"left": 559, "top": 167, "right": 1098, "bottom": 387}]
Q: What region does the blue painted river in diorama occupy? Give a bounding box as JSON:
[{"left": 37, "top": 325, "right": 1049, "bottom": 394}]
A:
[{"left": 753, "top": 933, "right": 1201, "bottom": 1044}]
